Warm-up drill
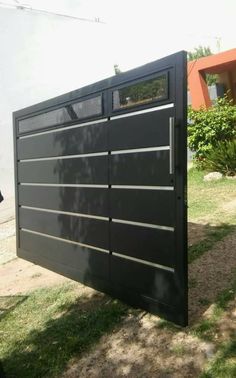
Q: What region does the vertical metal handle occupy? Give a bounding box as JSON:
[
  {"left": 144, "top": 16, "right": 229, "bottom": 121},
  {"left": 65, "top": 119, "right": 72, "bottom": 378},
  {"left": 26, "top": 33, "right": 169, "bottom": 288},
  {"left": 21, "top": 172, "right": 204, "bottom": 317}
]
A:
[{"left": 169, "top": 117, "right": 174, "bottom": 174}]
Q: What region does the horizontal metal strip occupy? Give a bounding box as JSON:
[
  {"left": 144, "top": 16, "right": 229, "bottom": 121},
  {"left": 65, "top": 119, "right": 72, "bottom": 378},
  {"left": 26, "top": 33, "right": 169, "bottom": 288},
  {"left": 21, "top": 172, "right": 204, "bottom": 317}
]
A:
[
  {"left": 18, "top": 118, "right": 108, "bottom": 139},
  {"left": 19, "top": 147, "right": 170, "bottom": 160},
  {"left": 18, "top": 154, "right": 108, "bottom": 185},
  {"left": 112, "top": 252, "right": 174, "bottom": 272},
  {"left": 19, "top": 183, "right": 109, "bottom": 188},
  {"left": 110, "top": 103, "right": 174, "bottom": 120},
  {"left": 112, "top": 218, "right": 174, "bottom": 231},
  {"left": 20, "top": 205, "right": 109, "bottom": 221},
  {"left": 110, "top": 146, "right": 170, "bottom": 155},
  {"left": 111, "top": 185, "right": 174, "bottom": 191},
  {"left": 21, "top": 228, "right": 109, "bottom": 254},
  {"left": 19, "top": 151, "right": 108, "bottom": 162}
]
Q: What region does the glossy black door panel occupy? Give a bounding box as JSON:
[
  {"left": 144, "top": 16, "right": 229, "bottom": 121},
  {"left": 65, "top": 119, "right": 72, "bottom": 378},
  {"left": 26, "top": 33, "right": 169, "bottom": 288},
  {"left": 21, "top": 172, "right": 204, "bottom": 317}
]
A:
[
  {"left": 110, "top": 256, "right": 178, "bottom": 306},
  {"left": 110, "top": 222, "right": 174, "bottom": 267},
  {"left": 18, "top": 121, "right": 108, "bottom": 160},
  {"left": 18, "top": 186, "right": 109, "bottom": 217},
  {"left": 18, "top": 155, "right": 108, "bottom": 184},
  {"left": 14, "top": 51, "right": 187, "bottom": 326},
  {"left": 19, "top": 230, "right": 109, "bottom": 282},
  {"left": 110, "top": 189, "right": 174, "bottom": 226},
  {"left": 18, "top": 95, "right": 103, "bottom": 135},
  {"left": 110, "top": 150, "right": 171, "bottom": 186},
  {"left": 19, "top": 207, "right": 109, "bottom": 250},
  {"left": 109, "top": 107, "right": 174, "bottom": 151}
]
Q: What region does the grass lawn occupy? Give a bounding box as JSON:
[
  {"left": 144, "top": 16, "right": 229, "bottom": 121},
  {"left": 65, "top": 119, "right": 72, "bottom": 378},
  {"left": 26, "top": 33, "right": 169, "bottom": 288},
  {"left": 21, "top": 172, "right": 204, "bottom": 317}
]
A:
[
  {"left": 0, "top": 284, "right": 127, "bottom": 377},
  {"left": 188, "top": 168, "right": 236, "bottom": 376},
  {"left": 188, "top": 168, "right": 236, "bottom": 225},
  {"left": 0, "top": 168, "right": 235, "bottom": 377},
  {"left": 188, "top": 168, "right": 236, "bottom": 262}
]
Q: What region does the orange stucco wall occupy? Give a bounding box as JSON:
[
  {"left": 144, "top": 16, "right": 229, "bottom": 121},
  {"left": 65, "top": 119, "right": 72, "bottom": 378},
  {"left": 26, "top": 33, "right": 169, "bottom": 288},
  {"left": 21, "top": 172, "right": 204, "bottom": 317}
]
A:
[{"left": 188, "top": 48, "right": 236, "bottom": 109}]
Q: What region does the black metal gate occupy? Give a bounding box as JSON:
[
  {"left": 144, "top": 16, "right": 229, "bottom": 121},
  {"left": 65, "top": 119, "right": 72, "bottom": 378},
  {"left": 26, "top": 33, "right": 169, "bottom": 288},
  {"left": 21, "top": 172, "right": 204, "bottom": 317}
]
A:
[{"left": 13, "top": 51, "right": 187, "bottom": 326}]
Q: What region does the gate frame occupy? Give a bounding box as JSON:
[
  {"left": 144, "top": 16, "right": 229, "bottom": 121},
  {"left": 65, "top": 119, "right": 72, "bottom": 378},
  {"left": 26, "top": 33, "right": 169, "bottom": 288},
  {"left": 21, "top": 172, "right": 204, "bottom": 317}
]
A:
[{"left": 13, "top": 51, "right": 188, "bottom": 326}]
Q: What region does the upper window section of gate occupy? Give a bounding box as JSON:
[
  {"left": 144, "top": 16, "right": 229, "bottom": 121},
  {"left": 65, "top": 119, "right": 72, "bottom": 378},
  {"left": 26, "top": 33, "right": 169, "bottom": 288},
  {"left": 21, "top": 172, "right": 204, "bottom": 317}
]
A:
[
  {"left": 112, "top": 73, "right": 168, "bottom": 111},
  {"left": 18, "top": 95, "right": 102, "bottom": 135}
]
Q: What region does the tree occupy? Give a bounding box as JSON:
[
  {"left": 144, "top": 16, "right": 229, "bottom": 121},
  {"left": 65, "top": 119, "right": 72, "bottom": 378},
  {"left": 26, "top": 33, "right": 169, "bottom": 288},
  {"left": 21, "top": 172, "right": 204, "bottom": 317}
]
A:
[
  {"left": 113, "top": 64, "right": 166, "bottom": 108},
  {"left": 188, "top": 45, "right": 218, "bottom": 86},
  {"left": 187, "top": 45, "right": 212, "bottom": 61},
  {"left": 188, "top": 95, "right": 236, "bottom": 159}
]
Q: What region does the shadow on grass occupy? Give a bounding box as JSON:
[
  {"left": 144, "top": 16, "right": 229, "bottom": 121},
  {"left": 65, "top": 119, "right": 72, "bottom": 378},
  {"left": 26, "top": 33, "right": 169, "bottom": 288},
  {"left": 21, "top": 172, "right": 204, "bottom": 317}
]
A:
[
  {"left": 1, "top": 287, "right": 127, "bottom": 378},
  {"left": 1, "top": 222, "right": 235, "bottom": 377},
  {"left": 201, "top": 339, "right": 236, "bottom": 378},
  {"left": 188, "top": 222, "right": 235, "bottom": 263},
  {"left": 0, "top": 295, "right": 28, "bottom": 321}
]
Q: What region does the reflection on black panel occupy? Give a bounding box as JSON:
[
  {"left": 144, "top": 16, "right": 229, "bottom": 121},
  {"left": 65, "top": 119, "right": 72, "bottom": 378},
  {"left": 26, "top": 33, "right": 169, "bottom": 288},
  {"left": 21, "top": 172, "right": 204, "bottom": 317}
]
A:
[
  {"left": 72, "top": 96, "right": 102, "bottom": 119},
  {"left": 18, "top": 95, "right": 102, "bottom": 134},
  {"left": 18, "top": 108, "right": 71, "bottom": 134},
  {"left": 113, "top": 74, "right": 168, "bottom": 110}
]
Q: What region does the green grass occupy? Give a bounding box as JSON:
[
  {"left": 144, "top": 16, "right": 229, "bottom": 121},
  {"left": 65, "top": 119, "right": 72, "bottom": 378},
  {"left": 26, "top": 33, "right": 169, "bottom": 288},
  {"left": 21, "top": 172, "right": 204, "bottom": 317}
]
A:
[
  {"left": 192, "top": 319, "right": 216, "bottom": 341},
  {"left": 188, "top": 168, "right": 236, "bottom": 224},
  {"left": 201, "top": 339, "right": 236, "bottom": 378},
  {"left": 192, "top": 272, "right": 236, "bottom": 342},
  {"left": 170, "top": 344, "right": 187, "bottom": 356},
  {"left": 0, "top": 167, "right": 235, "bottom": 377},
  {"left": 158, "top": 274, "right": 236, "bottom": 374},
  {"left": 188, "top": 167, "right": 236, "bottom": 262},
  {"left": 0, "top": 283, "right": 127, "bottom": 378}
]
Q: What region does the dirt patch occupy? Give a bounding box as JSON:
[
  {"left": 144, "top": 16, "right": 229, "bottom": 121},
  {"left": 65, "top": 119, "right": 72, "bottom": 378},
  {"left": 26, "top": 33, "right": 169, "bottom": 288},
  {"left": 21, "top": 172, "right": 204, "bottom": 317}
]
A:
[
  {"left": 61, "top": 312, "right": 210, "bottom": 378},
  {"left": 188, "top": 222, "right": 208, "bottom": 246},
  {"left": 214, "top": 298, "right": 236, "bottom": 343},
  {"left": 222, "top": 198, "right": 236, "bottom": 214},
  {"left": 0, "top": 258, "right": 71, "bottom": 296},
  {"left": 189, "top": 231, "right": 236, "bottom": 323}
]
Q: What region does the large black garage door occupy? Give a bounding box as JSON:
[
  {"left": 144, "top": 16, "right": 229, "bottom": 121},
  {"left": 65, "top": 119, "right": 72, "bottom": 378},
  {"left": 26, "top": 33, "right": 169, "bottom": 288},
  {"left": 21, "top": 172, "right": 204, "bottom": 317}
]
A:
[{"left": 13, "top": 51, "right": 187, "bottom": 326}]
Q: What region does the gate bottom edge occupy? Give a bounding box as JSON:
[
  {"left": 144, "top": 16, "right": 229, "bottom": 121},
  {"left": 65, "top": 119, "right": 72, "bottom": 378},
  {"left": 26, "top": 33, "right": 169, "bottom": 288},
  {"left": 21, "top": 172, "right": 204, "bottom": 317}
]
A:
[{"left": 17, "top": 248, "right": 188, "bottom": 327}]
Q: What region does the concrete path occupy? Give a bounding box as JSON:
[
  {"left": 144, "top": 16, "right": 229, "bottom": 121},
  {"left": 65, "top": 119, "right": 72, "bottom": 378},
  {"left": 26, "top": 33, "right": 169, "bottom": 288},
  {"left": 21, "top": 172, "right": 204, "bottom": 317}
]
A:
[
  {"left": 0, "top": 196, "right": 15, "bottom": 224},
  {"left": 0, "top": 219, "right": 16, "bottom": 264},
  {"left": 0, "top": 197, "right": 16, "bottom": 264}
]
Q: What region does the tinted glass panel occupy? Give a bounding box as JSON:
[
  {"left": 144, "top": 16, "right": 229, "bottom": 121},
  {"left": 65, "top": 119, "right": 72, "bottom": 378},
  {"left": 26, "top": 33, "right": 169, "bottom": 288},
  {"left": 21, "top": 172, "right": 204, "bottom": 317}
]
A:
[
  {"left": 72, "top": 96, "right": 102, "bottom": 119},
  {"left": 18, "top": 95, "right": 102, "bottom": 134},
  {"left": 113, "top": 74, "right": 168, "bottom": 110}
]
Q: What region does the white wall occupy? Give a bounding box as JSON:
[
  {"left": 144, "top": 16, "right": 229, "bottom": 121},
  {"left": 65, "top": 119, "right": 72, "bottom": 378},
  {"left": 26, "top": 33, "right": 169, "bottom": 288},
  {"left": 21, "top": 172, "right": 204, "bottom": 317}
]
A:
[
  {"left": 1, "top": 1, "right": 235, "bottom": 199},
  {"left": 0, "top": 7, "right": 113, "bottom": 198}
]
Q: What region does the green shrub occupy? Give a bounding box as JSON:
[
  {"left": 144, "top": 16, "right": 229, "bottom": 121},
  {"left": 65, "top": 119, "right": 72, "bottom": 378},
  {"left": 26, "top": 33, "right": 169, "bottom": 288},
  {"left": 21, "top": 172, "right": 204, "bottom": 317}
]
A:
[
  {"left": 203, "top": 139, "right": 236, "bottom": 176},
  {"left": 188, "top": 96, "right": 236, "bottom": 159}
]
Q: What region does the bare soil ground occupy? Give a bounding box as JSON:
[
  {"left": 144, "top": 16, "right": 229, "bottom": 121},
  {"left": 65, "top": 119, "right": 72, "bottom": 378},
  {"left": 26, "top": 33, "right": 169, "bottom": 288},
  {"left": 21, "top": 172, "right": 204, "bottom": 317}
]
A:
[
  {"left": 188, "top": 222, "right": 207, "bottom": 246},
  {"left": 63, "top": 297, "right": 236, "bottom": 378},
  {"left": 62, "top": 313, "right": 209, "bottom": 378},
  {"left": 0, "top": 258, "right": 70, "bottom": 296},
  {"left": 188, "top": 231, "right": 236, "bottom": 323},
  {"left": 222, "top": 198, "right": 236, "bottom": 213}
]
